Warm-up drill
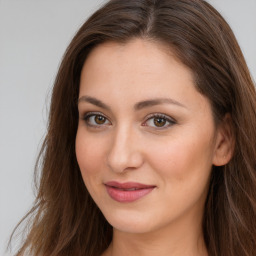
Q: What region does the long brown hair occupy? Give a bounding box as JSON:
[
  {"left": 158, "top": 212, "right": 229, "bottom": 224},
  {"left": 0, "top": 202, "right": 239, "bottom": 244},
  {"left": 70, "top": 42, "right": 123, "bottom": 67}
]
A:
[{"left": 10, "top": 0, "right": 256, "bottom": 255}]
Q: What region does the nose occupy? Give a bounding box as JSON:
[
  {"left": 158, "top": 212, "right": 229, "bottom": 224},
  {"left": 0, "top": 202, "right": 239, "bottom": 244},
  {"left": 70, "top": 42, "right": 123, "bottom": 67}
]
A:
[{"left": 106, "top": 125, "right": 144, "bottom": 173}]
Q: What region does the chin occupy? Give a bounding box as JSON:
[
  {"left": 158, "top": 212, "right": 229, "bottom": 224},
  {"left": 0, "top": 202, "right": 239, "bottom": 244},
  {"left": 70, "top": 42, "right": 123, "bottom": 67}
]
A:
[
  {"left": 102, "top": 209, "right": 159, "bottom": 234},
  {"left": 109, "top": 220, "right": 154, "bottom": 234}
]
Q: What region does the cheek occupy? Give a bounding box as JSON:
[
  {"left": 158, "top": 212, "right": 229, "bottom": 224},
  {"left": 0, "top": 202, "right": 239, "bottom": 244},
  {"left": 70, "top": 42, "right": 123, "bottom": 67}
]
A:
[
  {"left": 146, "top": 131, "right": 214, "bottom": 186},
  {"left": 144, "top": 133, "right": 214, "bottom": 220},
  {"left": 75, "top": 130, "right": 106, "bottom": 185}
]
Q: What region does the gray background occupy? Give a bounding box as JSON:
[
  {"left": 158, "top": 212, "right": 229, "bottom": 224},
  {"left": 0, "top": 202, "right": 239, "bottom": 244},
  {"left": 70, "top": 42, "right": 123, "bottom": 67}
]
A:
[{"left": 0, "top": 1, "right": 255, "bottom": 255}]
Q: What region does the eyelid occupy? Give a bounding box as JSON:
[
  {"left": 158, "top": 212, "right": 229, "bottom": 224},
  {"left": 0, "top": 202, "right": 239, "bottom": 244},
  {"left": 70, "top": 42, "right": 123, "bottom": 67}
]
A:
[
  {"left": 82, "top": 111, "right": 112, "bottom": 127},
  {"left": 81, "top": 111, "right": 176, "bottom": 129},
  {"left": 143, "top": 113, "right": 176, "bottom": 129}
]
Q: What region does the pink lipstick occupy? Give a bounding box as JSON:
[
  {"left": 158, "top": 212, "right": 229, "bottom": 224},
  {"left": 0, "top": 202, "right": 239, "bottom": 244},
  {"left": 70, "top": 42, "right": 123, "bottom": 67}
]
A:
[{"left": 105, "top": 181, "right": 156, "bottom": 203}]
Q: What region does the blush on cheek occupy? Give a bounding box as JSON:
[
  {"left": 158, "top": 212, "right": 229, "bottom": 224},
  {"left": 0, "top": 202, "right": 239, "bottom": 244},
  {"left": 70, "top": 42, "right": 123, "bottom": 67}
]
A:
[
  {"left": 76, "top": 135, "right": 107, "bottom": 183},
  {"left": 148, "top": 142, "right": 184, "bottom": 171},
  {"left": 149, "top": 137, "right": 211, "bottom": 185}
]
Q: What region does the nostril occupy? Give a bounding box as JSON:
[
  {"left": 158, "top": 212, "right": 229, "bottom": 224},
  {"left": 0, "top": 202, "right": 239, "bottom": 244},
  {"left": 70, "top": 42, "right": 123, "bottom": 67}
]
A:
[
  {"left": 107, "top": 149, "right": 144, "bottom": 173},
  {"left": 106, "top": 130, "right": 144, "bottom": 173}
]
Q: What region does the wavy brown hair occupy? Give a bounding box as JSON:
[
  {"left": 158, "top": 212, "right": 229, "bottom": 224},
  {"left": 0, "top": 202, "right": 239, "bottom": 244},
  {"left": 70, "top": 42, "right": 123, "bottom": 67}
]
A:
[{"left": 10, "top": 0, "right": 256, "bottom": 255}]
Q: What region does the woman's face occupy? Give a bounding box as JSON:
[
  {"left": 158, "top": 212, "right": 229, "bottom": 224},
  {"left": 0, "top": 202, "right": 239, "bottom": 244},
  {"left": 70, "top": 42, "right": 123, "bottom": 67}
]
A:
[{"left": 76, "top": 38, "right": 220, "bottom": 234}]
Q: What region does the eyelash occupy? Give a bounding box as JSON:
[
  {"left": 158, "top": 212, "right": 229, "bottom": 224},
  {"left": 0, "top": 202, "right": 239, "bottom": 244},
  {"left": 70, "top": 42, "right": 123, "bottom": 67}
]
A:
[
  {"left": 82, "top": 112, "right": 111, "bottom": 129},
  {"left": 82, "top": 112, "right": 176, "bottom": 129},
  {"left": 143, "top": 113, "right": 176, "bottom": 129}
]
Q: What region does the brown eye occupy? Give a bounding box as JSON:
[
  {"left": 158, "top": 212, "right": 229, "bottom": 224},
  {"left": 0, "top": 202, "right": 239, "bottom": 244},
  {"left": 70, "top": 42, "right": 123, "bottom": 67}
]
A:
[
  {"left": 84, "top": 113, "right": 110, "bottom": 127},
  {"left": 153, "top": 118, "right": 167, "bottom": 127},
  {"left": 95, "top": 115, "right": 106, "bottom": 124},
  {"left": 144, "top": 114, "right": 176, "bottom": 129}
]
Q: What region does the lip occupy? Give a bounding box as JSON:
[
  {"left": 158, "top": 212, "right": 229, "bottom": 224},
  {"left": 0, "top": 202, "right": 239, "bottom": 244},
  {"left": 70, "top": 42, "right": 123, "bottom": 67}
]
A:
[{"left": 105, "top": 181, "right": 156, "bottom": 203}]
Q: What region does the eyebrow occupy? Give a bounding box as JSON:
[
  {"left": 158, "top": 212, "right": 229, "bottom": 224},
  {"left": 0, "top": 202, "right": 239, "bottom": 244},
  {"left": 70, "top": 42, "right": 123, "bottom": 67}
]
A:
[
  {"left": 78, "top": 96, "right": 111, "bottom": 110},
  {"left": 78, "top": 95, "right": 187, "bottom": 111},
  {"left": 134, "top": 98, "right": 186, "bottom": 110}
]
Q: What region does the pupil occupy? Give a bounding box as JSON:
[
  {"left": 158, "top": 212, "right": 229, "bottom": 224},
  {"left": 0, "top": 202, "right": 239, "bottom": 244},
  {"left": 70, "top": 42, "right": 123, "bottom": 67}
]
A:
[
  {"left": 95, "top": 115, "right": 105, "bottom": 124},
  {"left": 154, "top": 118, "right": 166, "bottom": 127}
]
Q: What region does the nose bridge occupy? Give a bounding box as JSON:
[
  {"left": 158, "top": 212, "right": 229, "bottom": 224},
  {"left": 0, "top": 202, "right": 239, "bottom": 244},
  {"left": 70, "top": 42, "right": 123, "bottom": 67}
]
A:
[{"left": 107, "top": 122, "right": 143, "bottom": 173}]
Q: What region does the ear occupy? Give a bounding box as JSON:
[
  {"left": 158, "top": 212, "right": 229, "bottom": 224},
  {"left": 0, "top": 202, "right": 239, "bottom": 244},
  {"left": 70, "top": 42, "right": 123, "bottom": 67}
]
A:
[{"left": 212, "top": 114, "right": 235, "bottom": 166}]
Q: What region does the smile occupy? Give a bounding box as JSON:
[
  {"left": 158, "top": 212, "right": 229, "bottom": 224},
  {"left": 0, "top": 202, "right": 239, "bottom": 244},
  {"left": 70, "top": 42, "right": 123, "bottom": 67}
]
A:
[{"left": 105, "top": 181, "right": 156, "bottom": 203}]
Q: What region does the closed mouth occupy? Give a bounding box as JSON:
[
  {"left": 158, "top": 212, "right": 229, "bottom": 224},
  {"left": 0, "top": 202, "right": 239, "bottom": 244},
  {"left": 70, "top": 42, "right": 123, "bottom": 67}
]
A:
[
  {"left": 104, "top": 181, "right": 156, "bottom": 202},
  {"left": 105, "top": 181, "right": 156, "bottom": 190}
]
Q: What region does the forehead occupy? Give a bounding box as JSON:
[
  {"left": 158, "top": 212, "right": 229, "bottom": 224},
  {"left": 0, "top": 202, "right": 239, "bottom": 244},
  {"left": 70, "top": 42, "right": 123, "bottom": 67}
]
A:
[
  {"left": 79, "top": 38, "right": 210, "bottom": 114},
  {"left": 85, "top": 38, "right": 182, "bottom": 68},
  {"left": 80, "top": 38, "right": 193, "bottom": 91}
]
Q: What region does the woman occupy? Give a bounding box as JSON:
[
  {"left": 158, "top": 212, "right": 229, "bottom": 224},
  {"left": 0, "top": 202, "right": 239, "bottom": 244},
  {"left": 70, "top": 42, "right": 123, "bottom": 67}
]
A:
[{"left": 10, "top": 0, "right": 256, "bottom": 255}]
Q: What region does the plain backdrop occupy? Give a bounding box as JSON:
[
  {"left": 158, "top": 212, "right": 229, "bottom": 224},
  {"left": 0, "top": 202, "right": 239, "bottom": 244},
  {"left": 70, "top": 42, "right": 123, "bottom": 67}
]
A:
[{"left": 0, "top": 1, "right": 255, "bottom": 255}]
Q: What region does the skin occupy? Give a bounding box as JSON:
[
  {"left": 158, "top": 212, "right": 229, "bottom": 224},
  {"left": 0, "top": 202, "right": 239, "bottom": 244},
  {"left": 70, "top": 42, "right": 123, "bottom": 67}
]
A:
[{"left": 76, "top": 38, "right": 233, "bottom": 256}]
